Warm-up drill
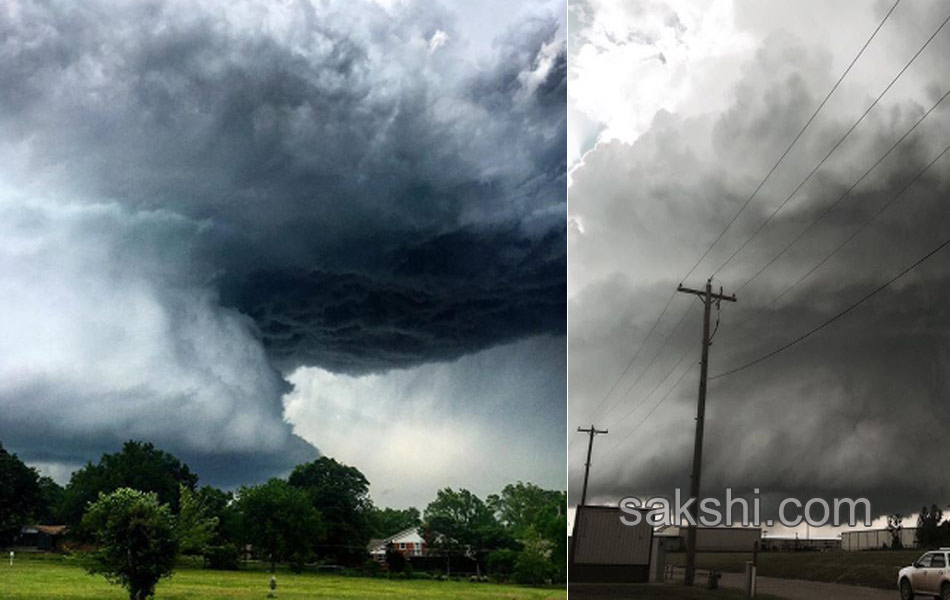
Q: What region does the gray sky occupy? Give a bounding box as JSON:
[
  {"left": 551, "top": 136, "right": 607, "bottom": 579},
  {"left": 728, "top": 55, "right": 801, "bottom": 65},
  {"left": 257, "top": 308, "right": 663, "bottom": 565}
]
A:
[
  {"left": 0, "top": 0, "right": 565, "bottom": 508},
  {"left": 569, "top": 0, "right": 950, "bottom": 526}
]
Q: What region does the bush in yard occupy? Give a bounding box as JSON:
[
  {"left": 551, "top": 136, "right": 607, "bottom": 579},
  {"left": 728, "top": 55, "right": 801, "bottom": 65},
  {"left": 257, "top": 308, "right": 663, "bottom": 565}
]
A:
[
  {"left": 512, "top": 541, "right": 553, "bottom": 586},
  {"left": 203, "top": 544, "right": 240, "bottom": 570},
  {"left": 82, "top": 488, "right": 179, "bottom": 600}
]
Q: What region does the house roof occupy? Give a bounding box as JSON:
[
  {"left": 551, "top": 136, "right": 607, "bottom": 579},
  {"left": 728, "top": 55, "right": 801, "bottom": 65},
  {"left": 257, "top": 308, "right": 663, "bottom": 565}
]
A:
[
  {"left": 23, "top": 525, "right": 68, "bottom": 535},
  {"left": 366, "top": 527, "right": 422, "bottom": 552}
]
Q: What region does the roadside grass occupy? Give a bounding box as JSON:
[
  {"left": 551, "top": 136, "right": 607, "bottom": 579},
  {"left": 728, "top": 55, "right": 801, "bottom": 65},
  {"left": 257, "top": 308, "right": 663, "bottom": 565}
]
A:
[
  {"left": 570, "top": 581, "right": 783, "bottom": 599},
  {"left": 667, "top": 549, "right": 921, "bottom": 590},
  {"left": 0, "top": 555, "right": 565, "bottom": 599}
]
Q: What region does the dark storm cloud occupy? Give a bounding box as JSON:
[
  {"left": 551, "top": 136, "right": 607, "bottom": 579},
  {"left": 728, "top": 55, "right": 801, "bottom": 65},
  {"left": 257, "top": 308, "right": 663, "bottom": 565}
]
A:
[
  {"left": 0, "top": 0, "right": 564, "bottom": 483},
  {"left": 0, "top": 0, "right": 565, "bottom": 370},
  {"left": 569, "top": 0, "right": 950, "bottom": 518},
  {"left": 225, "top": 224, "right": 565, "bottom": 372}
]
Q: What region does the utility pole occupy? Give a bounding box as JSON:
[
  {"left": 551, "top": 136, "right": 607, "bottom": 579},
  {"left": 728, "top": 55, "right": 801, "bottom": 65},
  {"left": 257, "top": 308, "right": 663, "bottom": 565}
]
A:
[
  {"left": 676, "top": 278, "right": 736, "bottom": 586},
  {"left": 577, "top": 425, "right": 608, "bottom": 508}
]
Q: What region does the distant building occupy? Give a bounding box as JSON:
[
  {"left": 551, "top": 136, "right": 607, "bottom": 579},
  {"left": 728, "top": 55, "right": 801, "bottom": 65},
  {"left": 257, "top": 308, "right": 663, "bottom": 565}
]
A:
[
  {"left": 15, "top": 525, "right": 68, "bottom": 551},
  {"left": 655, "top": 525, "right": 761, "bottom": 552},
  {"left": 841, "top": 527, "right": 917, "bottom": 551},
  {"left": 367, "top": 527, "right": 427, "bottom": 562},
  {"left": 761, "top": 536, "right": 840, "bottom": 551}
]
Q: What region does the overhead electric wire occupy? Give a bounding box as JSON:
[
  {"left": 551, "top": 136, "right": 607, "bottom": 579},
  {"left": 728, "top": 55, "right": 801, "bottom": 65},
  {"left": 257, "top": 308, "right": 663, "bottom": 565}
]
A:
[
  {"left": 583, "top": 291, "right": 678, "bottom": 421},
  {"left": 711, "top": 8, "right": 950, "bottom": 278},
  {"left": 601, "top": 357, "right": 699, "bottom": 460},
  {"left": 719, "top": 140, "right": 950, "bottom": 346},
  {"left": 711, "top": 233, "right": 950, "bottom": 381},
  {"left": 575, "top": 1, "right": 900, "bottom": 429},
  {"left": 594, "top": 300, "right": 696, "bottom": 423},
  {"left": 684, "top": 0, "right": 902, "bottom": 283},
  {"left": 609, "top": 339, "right": 700, "bottom": 435},
  {"left": 733, "top": 87, "right": 950, "bottom": 296}
]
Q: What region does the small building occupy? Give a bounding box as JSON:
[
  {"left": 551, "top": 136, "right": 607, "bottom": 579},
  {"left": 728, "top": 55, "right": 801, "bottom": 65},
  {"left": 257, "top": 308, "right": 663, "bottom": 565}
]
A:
[
  {"left": 15, "top": 525, "right": 68, "bottom": 551},
  {"left": 367, "top": 527, "right": 427, "bottom": 562},
  {"left": 841, "top": 527, "right": 917, "bottom": 551},
  {"left": 570, "top": 505, "right": 653, "bottom": 583}
]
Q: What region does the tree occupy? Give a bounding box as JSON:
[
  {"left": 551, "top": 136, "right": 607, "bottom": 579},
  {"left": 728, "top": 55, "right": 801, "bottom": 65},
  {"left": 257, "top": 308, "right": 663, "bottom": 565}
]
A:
[
  {"left": 512, "top": 536, "right": 554, "bottom": 585},
  {"left": 487, "top": 482, "right": 560, "bottom": 538},
  {"left": 917, "top": 504, "right": 944, "bottom": 547},
  {"left": 82, "top": 488, "right": 178, "bottom": 600},
  {"left": 36, "top": 476, "right": 65, "bottom": 523},
  {"left": 384, "top": 542, "right": 407, "bottom": 573},
  {"left": 369, "top": 506, "right": 421, "bottom": 537},
  {"left": 0, "top": 442, "right": 42, "bottom": 545},
  {"left": 176, "top": 485, "right": 218, "bottom": 556},
  {"left": 61, "top": 441, "right": 198, "bottom": 528},
  {"left": 424, "top": 488, "right": 512, "bottom": 573},
  {"left": 234, "top": 479, "right": 325, "bottom": 572},
  {"left": 288, "top": 457, "right": 372, "bottom": 564},
  {"left": 488, "top": 483, "right": 566, "bottom": 582},
  {"left": 887, "top": 513, "right": 904, "bottom": 549}
]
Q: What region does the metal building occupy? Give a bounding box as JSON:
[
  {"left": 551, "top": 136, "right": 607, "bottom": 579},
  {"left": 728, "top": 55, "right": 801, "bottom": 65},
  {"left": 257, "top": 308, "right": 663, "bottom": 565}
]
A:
[
  {"left": 840, "top": 527, "right": 917, "bottom": 550},
  {"left": 655, "top": 525, "right": 761, "bottom": 552},
  {"left": 570, "top": 505, "right": 653, "bottom": 582}
]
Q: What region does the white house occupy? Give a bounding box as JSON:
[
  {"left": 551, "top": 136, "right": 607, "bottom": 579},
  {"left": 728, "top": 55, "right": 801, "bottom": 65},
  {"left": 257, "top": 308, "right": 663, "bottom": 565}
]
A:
[{"left": 367, "top": 527, "right": 427, "bottom": 561}]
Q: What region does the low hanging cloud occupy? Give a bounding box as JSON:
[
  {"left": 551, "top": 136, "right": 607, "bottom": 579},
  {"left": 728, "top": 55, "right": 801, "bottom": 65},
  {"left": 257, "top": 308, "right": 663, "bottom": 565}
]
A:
[
  {"left": 284, "top": 335, "right": 566, "bottom": 508},
  {"left": 0, "top": 0, "right": 565, "bottom": 486},
  {"left": 569, "top": 0, "right": 950, "bottom": 518}
]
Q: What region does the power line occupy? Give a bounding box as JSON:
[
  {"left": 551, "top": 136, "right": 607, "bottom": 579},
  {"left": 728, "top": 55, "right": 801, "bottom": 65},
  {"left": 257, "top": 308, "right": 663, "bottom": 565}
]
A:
[
  {"left": 594, "top": 300, "right": 696, "bottom": 423},
  {"left": 607, "top": 340, "right": 700, "bottom": 440},
  {"left": 583, "top": 291, "right": 678, "bottom": 422},
  {"left": 718, "top": 138, "right": 950, "bottom": 347},
  {"left": 577, "top": 1, "right": 900, "bottom": 426},
  {"left": 711, "top": 233, "right": 950, "bottom": 381},
  {"left": 685, "top": 0, "right": 902, "bottom": 282},
  {"left": 765, "top": 142, "right": 950, "bottom": 306},
  {"left": 711, "top": 8, "right": 950, "bottom": 278},
  {"left": 734, "top": 86, "right": 950, "bottom": 296},
  {"left": 601, "top": 358, "right": 699, "bottom": 460}
]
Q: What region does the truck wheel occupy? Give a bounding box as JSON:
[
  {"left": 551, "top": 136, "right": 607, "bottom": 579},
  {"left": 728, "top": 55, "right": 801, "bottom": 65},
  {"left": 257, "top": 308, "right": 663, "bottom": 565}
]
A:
[
  {"left": 941, "top": 581, "right": 950, "bottom": 600},
  {"left": 899, "top": 577, "right": 914, "bottom": 600}
]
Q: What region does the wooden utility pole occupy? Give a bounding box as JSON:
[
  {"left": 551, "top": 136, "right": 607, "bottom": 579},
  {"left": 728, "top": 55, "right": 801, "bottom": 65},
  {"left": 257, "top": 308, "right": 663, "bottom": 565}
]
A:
[
  {"left": 676, "top": 278, "right": 736, "bottom": 586},
  {"left": 577, "top": 425, "right": 608, "bottom": 508}
]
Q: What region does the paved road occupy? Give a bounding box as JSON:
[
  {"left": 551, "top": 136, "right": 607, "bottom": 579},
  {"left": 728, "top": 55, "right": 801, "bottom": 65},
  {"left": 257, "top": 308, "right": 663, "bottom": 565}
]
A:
[
  {"left": 715, "top": 570, "right": 896, "bottom": 600},
  {"left": 571, "top": 571, "right": 897, "bottom": 600}
]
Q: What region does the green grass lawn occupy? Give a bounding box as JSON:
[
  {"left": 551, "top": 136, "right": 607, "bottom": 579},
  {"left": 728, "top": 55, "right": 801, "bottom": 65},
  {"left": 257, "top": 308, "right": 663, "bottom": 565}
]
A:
[
  {"left": 570, "top": 581, "right": 782, "bottom": 599},
  {"left": 0, "top": 556, "right": 565, "bottom": 599},
  {"left": 667, "top": 549, "right": 921, "bottom": 590}
]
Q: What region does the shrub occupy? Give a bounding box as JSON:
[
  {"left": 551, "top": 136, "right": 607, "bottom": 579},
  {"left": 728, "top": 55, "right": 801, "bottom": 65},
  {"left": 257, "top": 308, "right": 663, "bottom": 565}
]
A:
[
  {"left": 204, "top": 544, "right": 240, "bottom": 570},
  {"left": 82, "top": 488, "right": 178, "bottom": 600}
]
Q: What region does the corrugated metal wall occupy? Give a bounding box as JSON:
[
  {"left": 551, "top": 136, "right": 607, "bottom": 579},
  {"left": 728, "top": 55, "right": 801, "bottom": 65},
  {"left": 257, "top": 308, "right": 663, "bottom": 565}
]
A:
[
  {"left": 841, "top": 528, "right": 916, "bottom": 550},
  {"left": 572, "top": 506, "right": 652, "bottom": 565},
  {"left": 688, "top": 528, "right": 761, "bottom": 552}
]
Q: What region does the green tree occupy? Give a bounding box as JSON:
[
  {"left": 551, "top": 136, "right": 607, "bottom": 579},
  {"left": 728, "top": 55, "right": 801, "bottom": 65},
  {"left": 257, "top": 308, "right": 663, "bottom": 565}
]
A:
[
  {"left": 384, "top": 542, "right": 407, "bottom": 573},
  {"left": 512, "top": 535, "right": 554, "bottom": 585},
  {"left": 176, "top": 485, "right": 218, "bottom": 556},
  {"left": 288, "top": 457, "right": 372, "bottom": 563},
  {"left": 82, "top": 488, "right": 178, "bottom": 600},
  {"left": 369, "top": 506, "right": 421, "bottom": 537},
  {"left": 424, "top": 488, "right": 512, "bottom": 573},
  {"left": 0, "top": 442, "right": 42, "bottom": 544},
  {"left": 488, "top": 482, "right": 560, "bottom": 538},
  {"left": 36, "top": 476, "right": 65, "bottom": 523},
  {"left": 234, "top": 479, "right": 325, "bottom": 572},
  {"left": 61, "top": 441, "right": 198, "bottom": 528}
]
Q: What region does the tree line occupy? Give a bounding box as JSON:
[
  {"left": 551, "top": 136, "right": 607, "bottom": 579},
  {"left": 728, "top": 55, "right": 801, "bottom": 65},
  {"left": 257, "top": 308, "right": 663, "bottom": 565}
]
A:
[{"left": 0, "top": 440, "right": 565, "bottom": 596}]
